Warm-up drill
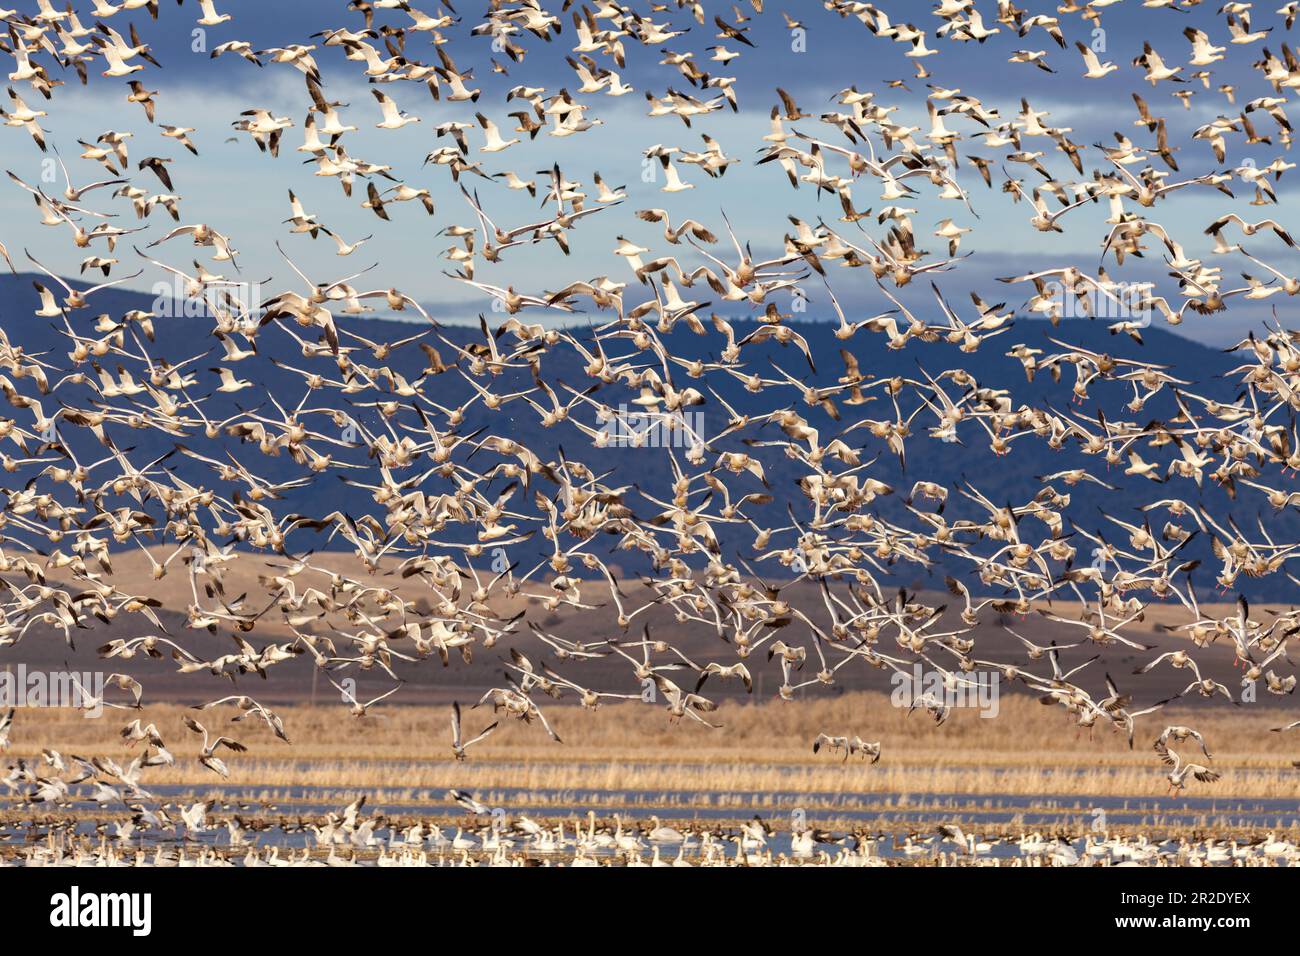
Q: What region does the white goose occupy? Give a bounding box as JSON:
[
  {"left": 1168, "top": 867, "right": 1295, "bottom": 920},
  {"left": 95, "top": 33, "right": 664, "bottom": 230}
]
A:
[
  {"left": 181, "top": 716, "right": 247, "bottom": 777},
  {"left": 646, "top": 816, "right": 687, "bottom": 844}
]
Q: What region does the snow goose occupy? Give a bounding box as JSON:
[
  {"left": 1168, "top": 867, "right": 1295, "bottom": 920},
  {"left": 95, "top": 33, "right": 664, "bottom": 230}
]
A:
[
  {"left": 181, "top": 716, "right": 247, "bottom": 777},
  {"left": 450, "top": 701, "right": 498, "bottom": 760}
]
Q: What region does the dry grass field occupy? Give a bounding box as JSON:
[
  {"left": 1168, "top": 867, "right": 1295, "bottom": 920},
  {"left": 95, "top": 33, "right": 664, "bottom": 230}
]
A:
[{"left": 5, "top": 692, "right": 1297, "bottom": 802}]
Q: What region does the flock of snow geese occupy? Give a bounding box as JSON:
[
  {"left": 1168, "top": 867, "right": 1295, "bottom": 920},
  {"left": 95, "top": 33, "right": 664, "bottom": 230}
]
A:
[
  {"left": 0, "top": 0, "right": 1297, "bottom": 865},
  {"left": 7, "top": 797, "right": 1300, "bottom": 866}
]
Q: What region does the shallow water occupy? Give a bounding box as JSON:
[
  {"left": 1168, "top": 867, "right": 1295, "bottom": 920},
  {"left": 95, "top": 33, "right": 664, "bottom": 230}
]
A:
[
  {"left": 10, "top": 783, "right": 1299, "bottom": 820},
  {"left": 4, "top": 781, "right": 1297, "bottom": 862}
]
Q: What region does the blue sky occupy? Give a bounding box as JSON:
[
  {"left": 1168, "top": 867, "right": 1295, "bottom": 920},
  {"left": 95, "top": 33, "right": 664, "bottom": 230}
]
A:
[{"left": 1, "top": 0, "right": 1296, "bottom": 343}]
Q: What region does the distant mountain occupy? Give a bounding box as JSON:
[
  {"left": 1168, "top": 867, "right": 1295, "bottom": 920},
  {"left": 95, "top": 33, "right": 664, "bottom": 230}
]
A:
[{"left": 1, "top": 272, "right": 1294, "bottom": 599}]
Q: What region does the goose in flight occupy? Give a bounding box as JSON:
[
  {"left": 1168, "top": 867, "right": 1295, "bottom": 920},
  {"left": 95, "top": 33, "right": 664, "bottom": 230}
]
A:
[
  {"left": 182, "top": 716, "right": 248, "bottom": 778},
  {"left": 328, "top": 677, "right": 404, "bottom": 718},
  {"left": 25, "top": 249, "right": 142, "bottom": 309},
  {"left": 372, "top": 89, "right": 420, "bottom": 130},
  {"left": 1, "top": 87, "right": 48, "bottom": 151},
  {"left": 813, "top": 733, "right": 852, "bottom": 759},
  {"left": 192, "top": 696, "right": 290, "bottom": 743},
  {"left": 1161, "top": 746, "right": 1220, "bottom": 794},
  {"left": 194, "top": 0, "right": 232, "bottom": 27},
  {"left": 121, "top": 719, "right": 167, "bottom": 750},
  {"left": 448, "top": 789, "right": 490, "bottom": 815},
  {"left": 651, "top": 674, "right": 720, "bottom": 727},
  {"left": 1156, "top": 726, "right": 1212, "bottom": 761},
  {"left": 475, "top": 112, "right": 518, "bottom": 152},
  {"left": 450, "top": 701, "right": 498, "bottom": 761},
  {"left": 66, "top": 672, "right": 143, "bottom": 711},
  {"left": 1075, "top": 42, "right": 1117, "bottom": 79}
]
